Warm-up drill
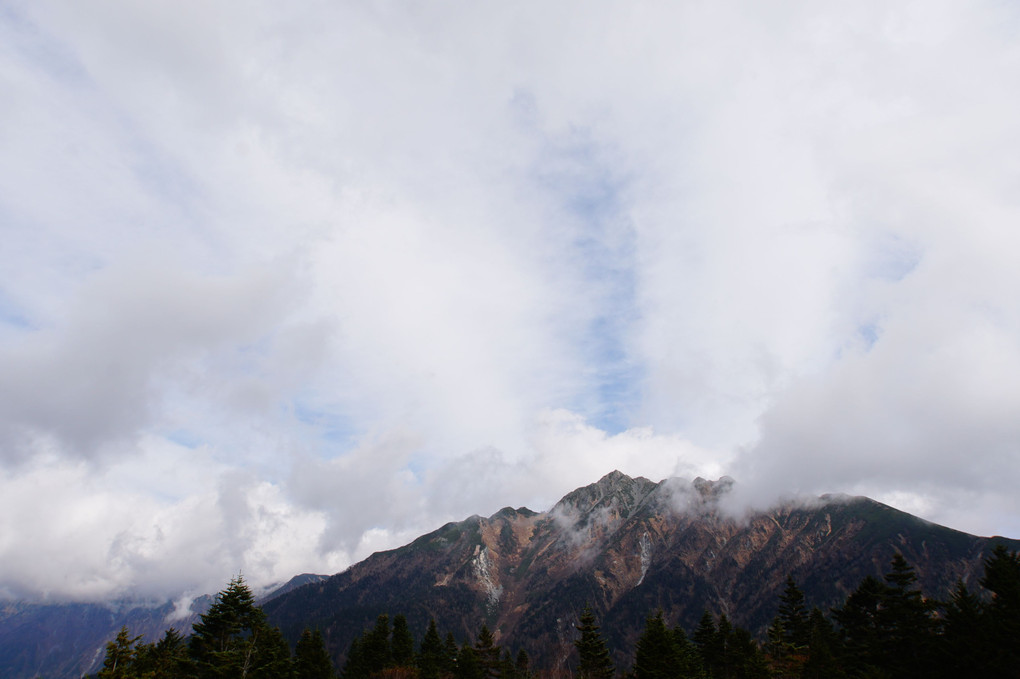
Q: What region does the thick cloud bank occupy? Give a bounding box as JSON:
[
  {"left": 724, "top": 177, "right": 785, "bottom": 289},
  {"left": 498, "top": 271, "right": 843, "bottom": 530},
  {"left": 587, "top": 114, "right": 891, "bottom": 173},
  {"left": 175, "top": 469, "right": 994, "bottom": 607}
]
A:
[{"left": 1, "top": 0, "right": 1019, "bottom": 601}]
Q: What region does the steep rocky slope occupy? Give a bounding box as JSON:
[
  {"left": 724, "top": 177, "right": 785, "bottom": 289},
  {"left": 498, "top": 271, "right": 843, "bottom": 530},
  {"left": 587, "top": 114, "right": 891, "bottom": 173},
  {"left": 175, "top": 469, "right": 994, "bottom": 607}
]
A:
[{"left": 264, "top": 471, "right": 1019, "bottom": 670}]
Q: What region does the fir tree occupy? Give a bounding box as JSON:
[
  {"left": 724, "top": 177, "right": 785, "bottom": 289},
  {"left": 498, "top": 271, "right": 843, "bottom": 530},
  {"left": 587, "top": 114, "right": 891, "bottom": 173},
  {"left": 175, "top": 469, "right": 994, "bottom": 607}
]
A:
[
  {"left": 693, "top": 610, "right": 722, "bottom": 673},
  {"left": 574, "top": 605, "right": 614, "bottom": 679},
  {"left": 455, "top": 641, "right": 484, "bottom": 679},
  {"left": 361, "top": 614, "right": 393, "bottom": 675},
  {"left": 498, "top": 649, "right": 518, "bottom": 679},
  {"left": 98, "top": 626, "right": 142, "bottom": 679},
  {"left": 341, "top": 637, "right": 367, "bottom": 679},
  {"left": 473, "top": 625, "right": 501, "bottom": 679},
  {"left": 391, "top": 614, "right": 415, "bottom": 667},
  {"left": 766, "top": 577, "right": 810, "bottom": 677},
  {"left": 833, "top": 574, "right": 884, "bottom": 675},
  {"left": 671, "top": 626, "right": 706, "bottom": 679},
  {"left": 443, "top": 632, "right": 461, "bottom": 676},
  {"left": 633, "top": 611, "right": 677, "bottom": 679},
  {"left": 514, "top": 649, "right": 531, "bottom": 679},
  {"left": 135, "top": 628, "right": 188, "bottom": 679},
  {"left": 187, "top": 575, "right": 292, "bottom": 679},
  {"left": 417, "top": 619, "right": 445, "bottom": 679},
  {"left": 776, "top": 576, "right": 809, "bottom": 648},
  {"left": 294, "top": 628, "right": 335, "bottom": 679},
  {"left": 877, "top": 553, "right": 935, "bottom": 678},
  {"left": 939, "top": 580, "right": 988, "bottom": 678},
  {"left": 980, "top": 545, "right": 1020, "bottom": 677},
  {"left": 800, "top": 608, "right": 843, "bottom": 679}
]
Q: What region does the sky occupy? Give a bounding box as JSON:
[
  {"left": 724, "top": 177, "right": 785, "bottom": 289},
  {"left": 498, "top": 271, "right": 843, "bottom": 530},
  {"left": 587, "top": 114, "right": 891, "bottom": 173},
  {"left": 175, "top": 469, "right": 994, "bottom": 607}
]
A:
[{"left": 2, "top": 0, "right": 1020, "bottom": 603}]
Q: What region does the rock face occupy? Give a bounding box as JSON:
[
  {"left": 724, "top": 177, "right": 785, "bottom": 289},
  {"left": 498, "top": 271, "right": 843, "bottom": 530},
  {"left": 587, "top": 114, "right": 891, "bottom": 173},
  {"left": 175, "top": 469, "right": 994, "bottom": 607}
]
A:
[{"left": 264, "top": 471, "right": 1020, "bottom": 670}]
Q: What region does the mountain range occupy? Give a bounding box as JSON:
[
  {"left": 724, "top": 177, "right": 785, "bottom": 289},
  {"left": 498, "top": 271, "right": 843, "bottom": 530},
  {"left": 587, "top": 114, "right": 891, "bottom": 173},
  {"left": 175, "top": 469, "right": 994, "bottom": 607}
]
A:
[
  {"left": 2, "top": 471, "right": 1018, "bottom": 678},
  {"left": 262, "top": 471, "right": 1020, "bottom": 670}
]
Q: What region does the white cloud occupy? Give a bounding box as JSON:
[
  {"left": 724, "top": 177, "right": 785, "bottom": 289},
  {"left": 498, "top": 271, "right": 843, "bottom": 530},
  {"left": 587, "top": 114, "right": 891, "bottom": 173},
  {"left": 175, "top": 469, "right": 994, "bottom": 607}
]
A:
[{"left": 2, "top": 0, "right": 1020, "bottom": 600}]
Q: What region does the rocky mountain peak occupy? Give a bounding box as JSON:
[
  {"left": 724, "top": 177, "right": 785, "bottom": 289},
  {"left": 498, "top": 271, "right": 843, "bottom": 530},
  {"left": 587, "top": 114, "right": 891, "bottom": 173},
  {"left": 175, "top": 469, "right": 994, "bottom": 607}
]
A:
[
  {"left": 551, "top": 471, "right": 658, "bottom": 526},
  {"left": 259, "top": 473, "right": 1020, "bottom": 676}
]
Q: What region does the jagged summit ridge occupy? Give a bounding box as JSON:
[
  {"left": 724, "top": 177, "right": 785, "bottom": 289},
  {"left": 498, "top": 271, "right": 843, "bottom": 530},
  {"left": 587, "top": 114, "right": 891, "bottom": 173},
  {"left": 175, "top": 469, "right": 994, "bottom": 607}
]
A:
[
  {"left": 263, "top": 472, "right": 1020, "bottom": 671},
  {"left": 552, "top": 470, "right": 658, "bottom": 522}
]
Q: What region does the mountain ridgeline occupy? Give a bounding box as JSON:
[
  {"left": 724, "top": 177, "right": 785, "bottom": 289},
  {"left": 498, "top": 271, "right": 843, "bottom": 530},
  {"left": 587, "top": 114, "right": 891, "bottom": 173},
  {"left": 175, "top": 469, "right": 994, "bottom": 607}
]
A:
[{"left": 263, "top": 471, "right": 1019, "bottom": 669}]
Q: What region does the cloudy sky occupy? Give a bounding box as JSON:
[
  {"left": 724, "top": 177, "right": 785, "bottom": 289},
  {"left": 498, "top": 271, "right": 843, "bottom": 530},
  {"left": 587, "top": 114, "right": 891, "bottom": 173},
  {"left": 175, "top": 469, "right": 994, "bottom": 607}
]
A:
[{"left": 2, "top": 0, "right": 1020, "bottom": 602}]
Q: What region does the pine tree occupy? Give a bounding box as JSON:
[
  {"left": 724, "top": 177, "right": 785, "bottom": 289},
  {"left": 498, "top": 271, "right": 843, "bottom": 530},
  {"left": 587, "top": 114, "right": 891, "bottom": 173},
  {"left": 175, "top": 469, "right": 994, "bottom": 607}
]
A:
[
  {"left": 800, "top": 608, "right": 843, "bottom": 679},
  {"left": 692, "top": 610, "right": 720, "bottom": 672},
  {"left": 766, "top": 577, "right": 810, "bottom": 677},
  {"left": 99, "top": 626, "right": 142, "bottom": 679},
  {"left": 418, "top": 619, "right": 445, "bottom": 679},
  {"left": 514, "top": 649, "right": 531, "bottom": 679},
  {"left": 574, "top": 605, "right": 614, "bottom": 679},
  {"left": 833, "top": 574, "right": 884, "bottom": 676},
  {"left": 777, "top": 576, "right": 809, "bottom": 648},
  {"left": 362, "top": 614, "right": 393, "bottom": 674},
  {"left": 188, "top": 575, "right": 293, "bottom": 679},
  {"left": 633, "top": 611, "right": 677, "bottom": 679},
  {"left": 498, "top": 649, "right": 518, "bottom": 679},
  {"left": 877, "top": 553, "right": 935, "bottom": 678},
  {"left": 135, "top": 628, "right": 188, "bottom": 679},
  {"left": 341, "top": 637, "right": 367, "bottom": 679},
  {"left": 939, "top": 580, "right": 988, "bottom": 678},
  {"left": 294, "top": 628, "right": 335, "bottom": 679},
  {"left": 670, "top": 626, "right": 706, "bottom": 679},
  {"left": 473, "top": 625, "right": 501, "bottom": 679},
  {"left": 443, "top": 632, "right": 460, "bottom": 676},
  {"left": 455, "top": 641, "right": 484, "bottom": 679},
  {"left": 391, "top": 614, "right": 415, "bottom": 667},
  {"left": 726, "top": 625, "right": 770, "bottom": 679},
  {"left": 980, "top": 545, "right": 1020, "bottom": 677}
]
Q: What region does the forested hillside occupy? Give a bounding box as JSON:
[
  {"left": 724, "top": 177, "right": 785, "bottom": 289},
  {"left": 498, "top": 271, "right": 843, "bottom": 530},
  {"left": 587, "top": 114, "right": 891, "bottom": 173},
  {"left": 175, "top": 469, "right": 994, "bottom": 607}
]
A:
[{"left": 96, "top": 546, "right": 1020, "bottom": 678}]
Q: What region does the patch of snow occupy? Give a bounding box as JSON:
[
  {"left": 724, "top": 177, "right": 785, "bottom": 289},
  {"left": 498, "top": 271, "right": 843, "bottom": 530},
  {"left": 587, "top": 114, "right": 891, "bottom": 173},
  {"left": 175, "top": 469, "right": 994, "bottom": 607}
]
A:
[
  {"left": 471, "top": 546, "right": 503, "bottom": 609},
  {"left": 636, "top": 531, "right": 652, "bottom": 586}
]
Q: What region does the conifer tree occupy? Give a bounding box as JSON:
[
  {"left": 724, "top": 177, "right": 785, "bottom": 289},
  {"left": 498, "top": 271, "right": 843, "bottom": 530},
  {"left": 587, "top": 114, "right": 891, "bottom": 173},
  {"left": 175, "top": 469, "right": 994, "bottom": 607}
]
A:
[
  {"left": 418, "top": 619, "right": 446, "bottom": 679},
  {"left": 939, "top": 580, "right": 987, "bottom": 678},
  {"left": 361, "top": 614, "right": 393, "bottom": 675},
  {"left": 670, "top": 626, "right": 706, "bottom": 678},
  {"left": 766, "top": 576, "right": 810, "bottom": 676},
  {"left": 776, "top": 576, "right": 809, "bottom": 648},
  {"left": 725, "top": 625, "right": 770, "bottom": 679},
  {"left": 514, "top": 649, "right": 531, "bottom": 679},
  {"left": 574, "top": 605, "right": 614, "bottom": 679},
  {"left": 187, "top": 575, "right": 292, "bottom": 679},
  {"left": 693, "top": 611, "right": 722, "bottom": 675},
  {"left": 341, "top": 637, "right": 367, "bottom": 679},
  {"left": 800, "top": 608, "right": 843, "bottom": 679},
  {"left": 294, "top": 628, "right": 335, "bottom": 679},
  {"left": 832, "top": 574, "right": 884, "bottom": 675},
  {"left": 455, "top": 641, "right": 483, "bottom": 679},
  {"left": 443, "top": 632, "right": 461, "bottom": 675},
  {"left": 498, "top": 649, "right": 518, "bottom": 679},
  {"left": 877, "top": 553, "right": 935, "bottom": 678},
  {"left": 980, "top": 545, "right": 1020, "bottom": 676},
  {"left": 391, "top": 614, "right": 415, "bottom": 667},
  {"left": 633, "top": 611, "right": 677, "bottom": 679},
  {"left": 99, "top": 626, "right": 142, "bottom": 679},
  {"left": 134, "top": 627, "right": 188, "bottom": 679},
  {"left": 473, "top": 625, "right": 501, "bottom": 679}
]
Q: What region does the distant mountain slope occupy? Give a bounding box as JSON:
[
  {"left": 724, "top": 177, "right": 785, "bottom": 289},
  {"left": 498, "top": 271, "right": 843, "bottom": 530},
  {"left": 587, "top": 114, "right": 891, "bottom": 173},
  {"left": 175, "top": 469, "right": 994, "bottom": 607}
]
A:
[
  {"left": 0, "top": 573, "right": 327, "bottom": 679},
  {"left": 263, "top": 471, "right": 1020, "bottom": 670}
]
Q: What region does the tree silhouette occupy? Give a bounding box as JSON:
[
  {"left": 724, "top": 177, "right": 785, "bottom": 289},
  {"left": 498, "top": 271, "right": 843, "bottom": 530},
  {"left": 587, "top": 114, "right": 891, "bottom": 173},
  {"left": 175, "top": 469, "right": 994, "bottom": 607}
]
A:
[
  {"left": 574, "top": 605, "right": 614, "bottom": 679},
  {"left": 295, "top": 628, "right": 335, "bottom": 679},
  {"left": 188, "top": 575, "right": 292, "bottom": 679}
]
